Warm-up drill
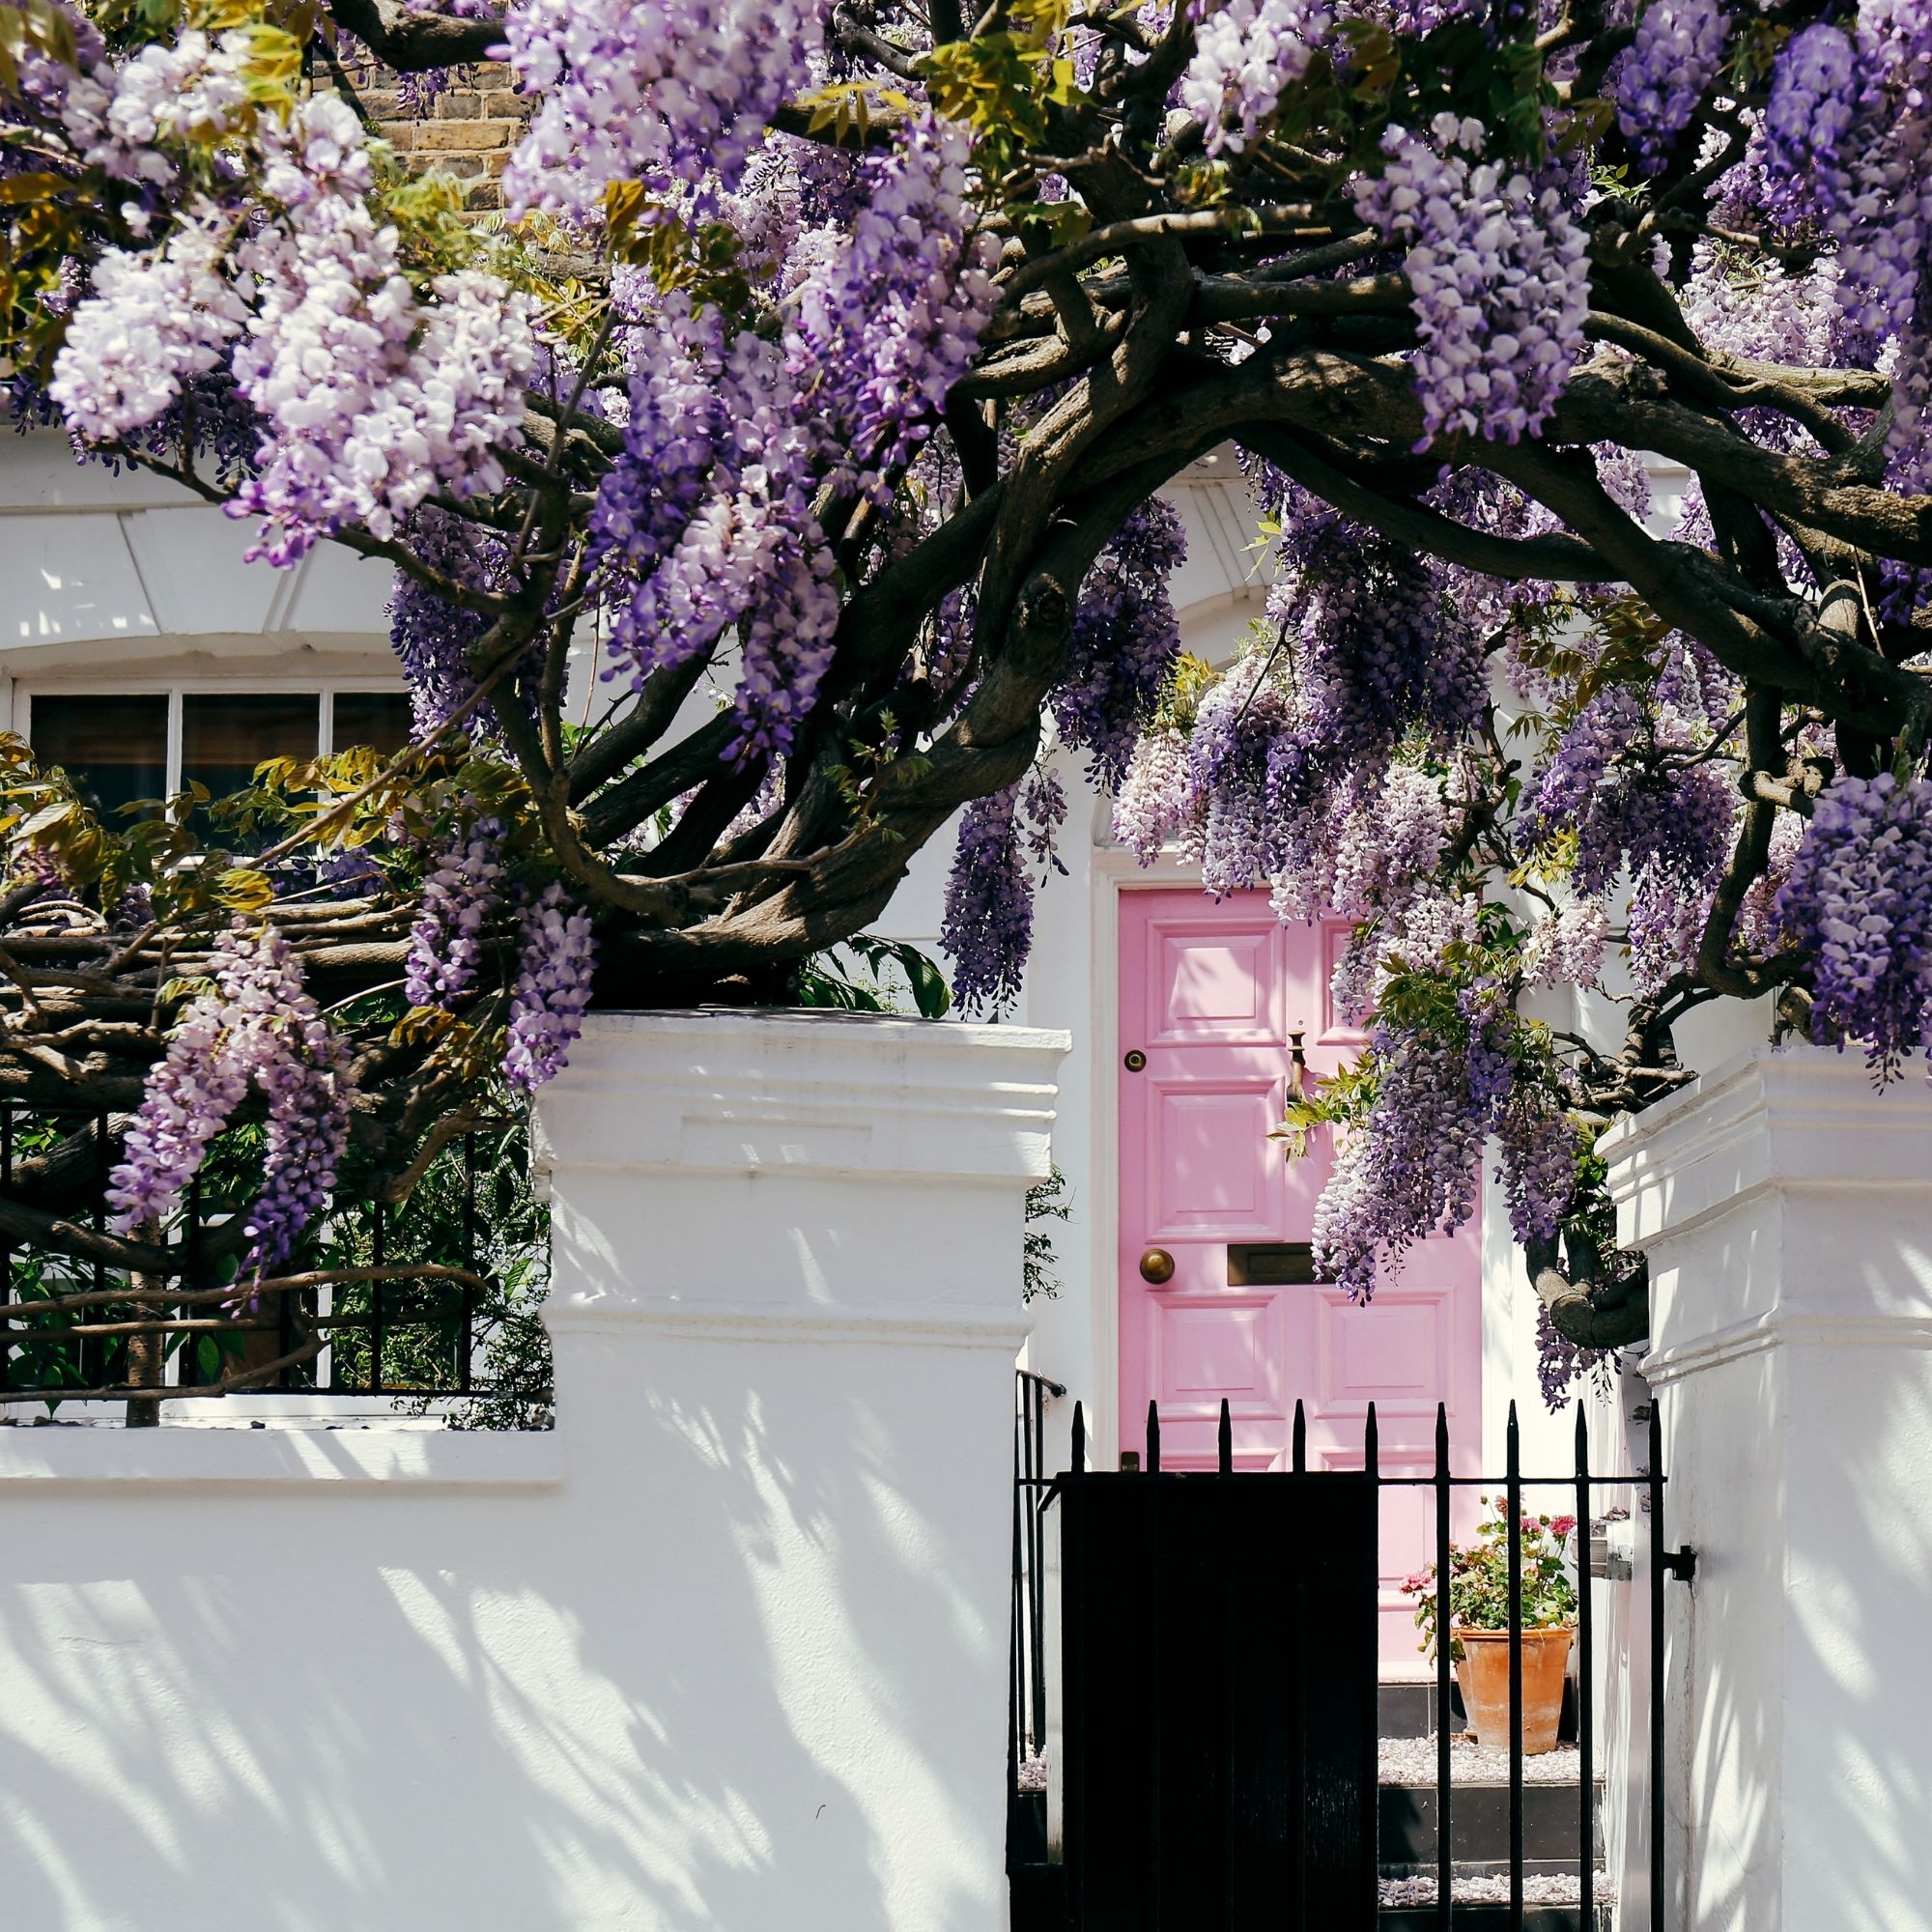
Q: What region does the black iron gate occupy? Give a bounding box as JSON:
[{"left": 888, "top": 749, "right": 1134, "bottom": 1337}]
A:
[
  {"left": 1011, "top": 1384, "right": 1689, "bottom": 1932},
  {"left": 1059, "top": 1402, "right": 1378, "bottom": 1927}
]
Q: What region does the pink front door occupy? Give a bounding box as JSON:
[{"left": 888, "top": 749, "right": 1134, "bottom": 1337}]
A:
[{"left": 1118, "top": 888, "right": 1483, "bottom": 1661}]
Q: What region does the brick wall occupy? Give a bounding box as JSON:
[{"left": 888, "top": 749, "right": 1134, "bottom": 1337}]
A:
[{"left": 338, "top": 66, "right": 527, "bottom": 212}]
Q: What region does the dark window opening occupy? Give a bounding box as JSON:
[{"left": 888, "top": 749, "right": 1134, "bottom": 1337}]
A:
[
  {"left": 26, "top": 695, "right": 169, "bottom": 824},
  {"left": 183, "top": 694, "right": 322, "bottom": 846},
  {"left": 331, "top": 691, "right": 412, "bottom": 757}
]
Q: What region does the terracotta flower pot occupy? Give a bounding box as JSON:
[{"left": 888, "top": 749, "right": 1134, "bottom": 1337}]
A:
[{"left": 1453, "top": 1626, "right": 1574, "bottom": 1754}]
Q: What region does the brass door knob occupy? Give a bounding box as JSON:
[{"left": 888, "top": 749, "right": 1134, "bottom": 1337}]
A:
[{"left": 1139, "top": 1248, "right": 1176, "bottom": 1285}]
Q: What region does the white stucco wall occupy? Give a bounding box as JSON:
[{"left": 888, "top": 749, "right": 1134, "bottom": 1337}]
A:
[
  {"left": 1605, "top": 1047, "right": 1932, "bottom": 1932},
  {"left": 0, "top": 1010, "right": 1066, "bottom": 1931}
]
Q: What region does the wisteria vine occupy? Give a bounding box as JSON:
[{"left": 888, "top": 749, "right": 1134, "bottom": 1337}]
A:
[{"left": 2, "top": 0, "right": 1932, "bottom": 1405}]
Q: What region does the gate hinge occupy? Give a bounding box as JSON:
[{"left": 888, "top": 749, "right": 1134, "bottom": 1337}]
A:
[{"left": 1662, "top": 1545, "right": 1697, "bottom": 1583}]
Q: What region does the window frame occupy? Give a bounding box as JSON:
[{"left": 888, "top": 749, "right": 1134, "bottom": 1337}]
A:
[{"left": 16, "top": 674, "right": 412, "bottom": 800}]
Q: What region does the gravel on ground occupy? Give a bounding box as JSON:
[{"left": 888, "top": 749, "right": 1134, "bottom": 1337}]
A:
[{"left": 1378, "top": 1736, "right": 1588, "bottom": 1785}]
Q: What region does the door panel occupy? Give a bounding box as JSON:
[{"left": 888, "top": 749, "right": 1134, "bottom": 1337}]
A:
[
  {"left": 1119, "top": 888, "right": 1483, "bottom": 1661},
  {"left": 1149, "top": 1079, "right": 1282, "bottom": 1236},
  {"left": 1146, "top": 914, "right": 1284, "bottom": 1042}
]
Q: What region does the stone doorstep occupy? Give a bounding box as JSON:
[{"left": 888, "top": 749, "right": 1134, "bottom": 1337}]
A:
[
  {"left": 1378, "top": 1780, "right": 1604, "bottom": 1873},
  {"left": 1378, "top": 1907, "right": 1610, "bottom": 1932}
]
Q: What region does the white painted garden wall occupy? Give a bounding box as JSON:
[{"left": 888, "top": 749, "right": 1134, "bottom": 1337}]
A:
[
  {"left": 1605, "top": 1046, "right": 1932, "bottom": 1932},
  {"left": 0, "top": 1010, "right": 1066, "bottom": 1932}
]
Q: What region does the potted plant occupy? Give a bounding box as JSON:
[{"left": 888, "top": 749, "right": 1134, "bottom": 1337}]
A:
[{"left": 1402, "top": 1500, "right": 1580, "bottom": 1754}]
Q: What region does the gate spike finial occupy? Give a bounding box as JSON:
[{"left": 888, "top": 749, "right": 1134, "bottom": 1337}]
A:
[
  {"left": 1364, "top": 1401, "right": 1378, "bottom": 1478},
  {"left": 1146, "top": 1399, "right": 1161, "bottom": 1474},
  {"left": 1217, "top": 1398, "right": 1233, "bottom": 1475},
  {"left": 1292, "top": 1398, "right": 1306, "bottom": 1473},
  {"left": 1071, "top": 1401, "right": 1086, "bottom": 1475}
]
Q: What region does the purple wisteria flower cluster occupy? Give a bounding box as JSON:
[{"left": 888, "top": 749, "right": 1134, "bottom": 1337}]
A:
[
  {"left": 1180, "top": 0, "right": 1334, "bottom": 157},
  {"left": 796, "top": 114, "right": 1002, "bottom": 504},
  {"left": 591, "top": 117, "right": 994, "bottom": 763},
  {"left": 407, "top": 817, "right": 508, "bottom": 1009},
  {"left": 940, "top": 782, "right": 1036, "bottom": 1015},
  {"left": 1496, "top": 1087, "right": 1577, "bottom": 1248},
  {"left": 1314, "top": 1018, "right": 1492, "bottom": 1300},
  {"left": 504, "top": 884, "right": 599, "bottom": 1093},
  {"left": 1519, "top": 689, "right": 1731, "bottom": 903},
  {"left": 398, "top": 831, "right": 599, "bottom": 1094},
  {"left": 47, "top": 82, "right": 535, "bottom": 567},
  {"left": 1773, "top": 774, "right": 1932, "bottom": 1080},
  {"left": 386, "top": 508, "right": 516, "bottom": 739},
  {"left": 1052, "top": 500, "right": 1188, "bottom": 788},
  {"left": 1287, "top": 540, "right": 1485, "bottom": 772},
  {"left": 106, "top": 923, "right": 355, "bottom": 1283},
  {"left": 1760, "top": 6, "right": 1932, "bottom": 486},
  {"left": 1316, "top": 980, "right": 1577, "bottom": 1298},
  {"left": 500, "top": 0, "right": 825, "bottom": 222},
  {"left": 1112, "top": 725, "right": 1194, "bottom": 867},
  {"left": 1355, "top": 116, "right": 1591, "bottom": 448},
  {"left": 1190, "top": 649, "right": 1296, "bottom": 895},
  {"left": 1616, "top": 0, "right": 1731, "bottom": 172}
]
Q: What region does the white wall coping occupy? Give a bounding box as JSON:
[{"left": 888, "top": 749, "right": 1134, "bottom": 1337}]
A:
[
  {"left": 1602, "top": 1042, "right": 1932, "bottom": 1245},
  {"left": 0, "top": 1420, "right": 565, "bottom": 1488},
  {"left": 539, "top": 1008, "right": 1073, "bottom": 1180},
  {"left": 1605, "top": 1043, "right": 1932, "bottom": 1387}
]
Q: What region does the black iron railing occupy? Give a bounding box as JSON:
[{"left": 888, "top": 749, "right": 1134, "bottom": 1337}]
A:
[
  {"left": 0, "top": 1105, "right": 551, "bottom": 1420},
  {"left": 1012, "top": 1389, "right": 1690, "bottom": 1931},
  {"left": 1010, "top": 1368, "right": 1064, "bottom": 1872}
]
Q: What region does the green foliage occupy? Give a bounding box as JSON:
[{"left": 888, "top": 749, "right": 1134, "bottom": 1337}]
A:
[
  {"left": 920, "top": 0, "right": 1077, "bottom": 184},
  {"left": 1149, "top": 652, "right": 1219, "bottom": 737},
  {"left": 795, "top": 77, "right": 916, "bottom": 149},
  {"left": 1390, "top": 14, "right": 1568, "bottom": 167},
  {"left": 602, "top": 186, "right": 753, "bottom": 316},
  {"left": 1023, "top": 1162, "right": 1071, "bottom": 1304},
  {"left": 798, "top": 934, "right": 952, "bottom": 1017}
]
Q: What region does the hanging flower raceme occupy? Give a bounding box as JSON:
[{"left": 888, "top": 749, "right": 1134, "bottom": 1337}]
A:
[
  {"left": 387, "top": 509, "right": 516, "bottom": 740},
  {"left": 1052, "top": 500, "right": 1188, "bottom": 789},
  {"left": 1313, "top": 1017, "right": 1493, "bottom": 1301},
  {"left": 46, "top": 88, "right": 537, "bottom": 567},
  {"left": 47, "top": 203, "right": 248, "bottom": 442},
  {"left": 503, "top": 883, "right": 598, "bottom": 1093},
  {"left": 1616, "top": 0, "right": 1732, "bottom": 172},
  {"left": 1763, "top": 22, "right": 1863, "bottom": 222},
  {"left": 1354, "top": 116, "right": 1590, "bottom": 449},
  {"left": 1772, "top": 773, "right": 1932, "bottom": 1079},
  {"left": 594, "top": 294, "right": 838, "bottom": 762},
  {"left": 791, "top": 111, "right": 1001, "bottom": 503},
  {"left": 1519, "top": 689, "right": 1734, "bottom": 904},
  {"left": 1188, "top": 650, "right": 1294, "bottom": 895},
  {"left": 1180, "top": 0, "right": 1335, "bottom": 156},
  {"left": 1760, "top": 8, "right": 1932, "bottom": 484},
  {"left": 500, "top": 0, "right": 827, "bottom": 222},
  {"left": 940, "top": 783, "right": 1037, "bottom": 1016},
  {"left": 1283, "top": 763, "right": 1449, "bottom": 930},
  {"left": 406, "top": 815, "right": 508, "bottom": 1009},
  {"left": 106, "top": 922, "right": 356, "bottom": 1283},
  {"left": 1290, "top": 540, "right": 1484, "bottom": 771},
  {"left": 1112, "top": 725, "right": 1195, "bottom": 867},
  {"left": 1495, "top": 1086, "right": 1577, "bottom": 1248}
]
